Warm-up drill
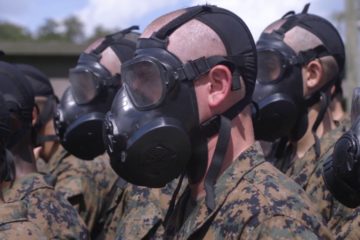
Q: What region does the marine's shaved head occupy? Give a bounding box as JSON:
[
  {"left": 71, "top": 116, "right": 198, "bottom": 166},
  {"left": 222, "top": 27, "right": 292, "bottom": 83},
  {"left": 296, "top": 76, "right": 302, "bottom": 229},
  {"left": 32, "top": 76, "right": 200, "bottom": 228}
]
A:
[
  {"left": 84, "top": 38, "right": 122, "bottom": 76},
  {"left": 263, "top": 19, "right": 339, "bottom": 83},
  {"left": 141, "top": 8, "right": 227, "bottom": 63}
]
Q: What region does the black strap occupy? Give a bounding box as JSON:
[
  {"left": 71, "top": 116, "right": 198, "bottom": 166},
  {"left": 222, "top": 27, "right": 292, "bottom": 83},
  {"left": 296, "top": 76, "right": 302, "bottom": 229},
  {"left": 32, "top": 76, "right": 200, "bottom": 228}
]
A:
[
  {"left": 311, "top": 92, "right": 330, "bottom": 158},
  {"left": 301, "top": 3, "right": 311, "bottom": 14},
  {"left": 204, "top": 115, "right": 232, "bottom": 211},
  {"left": 36, "top": 135, "right": 59, "bottom": 145},
  {"left": 155, "top": 6, "right": 211, "bottom": 41},
  {"left": 163, "top": 173, "right": 185, "bottom": 227},
  {"left": 92, "top": 25, "right": 139, "bottom": 55},
  {"left": 297, "top": 45, "right": 330, "bottom": 66}
]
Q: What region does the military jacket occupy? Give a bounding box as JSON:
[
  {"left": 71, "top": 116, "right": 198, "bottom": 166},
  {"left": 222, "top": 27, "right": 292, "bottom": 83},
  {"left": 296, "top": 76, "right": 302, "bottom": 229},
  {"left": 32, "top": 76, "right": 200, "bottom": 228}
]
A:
[
  {"left": 2, "top": 172, "right": 89, "bottom": 239},
  {"left": 38, "top": 146, "right": 117, "bottom": 233},
  {"left": 0, "top": 201, "right": 47, "bottom": 240},
  {"left": 99, "top": 178, "right": 181, "bottom": 240},
  {"left": 164, "top": 143, "right": 333, "bottom": 239}
]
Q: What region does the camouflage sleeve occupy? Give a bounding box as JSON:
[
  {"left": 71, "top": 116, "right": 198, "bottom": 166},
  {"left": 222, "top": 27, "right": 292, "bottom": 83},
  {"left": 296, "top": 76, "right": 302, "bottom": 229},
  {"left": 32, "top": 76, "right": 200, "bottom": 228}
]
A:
[
  {"left": 26, "top": 188, "right": 89, "bottom": 240},
  {"left": 0, "top": 221, "right": 48, "bottom": 240},
  {"left": 334, "top": 209, "right": 360, "bottom": 240},
  {"left": 244, "top": 216, "right": 328, "bottom": 240},
  {"left": 114, "top": 186, "right": 163, "bottom": 239},
  {"left": 54, "top": 155, "right": 117, "bottom": 231}
]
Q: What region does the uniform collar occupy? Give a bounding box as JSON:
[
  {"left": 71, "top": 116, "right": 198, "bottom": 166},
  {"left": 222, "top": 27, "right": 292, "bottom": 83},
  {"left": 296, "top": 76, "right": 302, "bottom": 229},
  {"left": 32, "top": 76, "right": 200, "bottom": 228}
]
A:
[
  {"left": 288, "top": 122, "right": 347, "bottom": 187},
  {"left": 47, "top": 145, "right": 70, "bottom": 174},
  {"left": 0, "top": 201, "right": 28, "bottom": 225},
  {"left": 2, "top": 173, "right": 53, "bottom": 203},
  {"left": 175, "top": 142, "right": 265, "bottom": 238}
]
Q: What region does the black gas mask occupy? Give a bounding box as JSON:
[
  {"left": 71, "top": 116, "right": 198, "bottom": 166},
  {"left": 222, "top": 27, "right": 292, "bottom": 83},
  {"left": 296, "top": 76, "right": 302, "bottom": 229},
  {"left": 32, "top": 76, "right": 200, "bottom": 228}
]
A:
[
  {"left": 0, "top": 92, "right": 10, "bottom": 148},
  {"left": 15, "top": 63, "right": 59, "bottom": 147},
  {"left": 54, "top": 27, "right": 138, "bottom": 160},
  {"left": 103, "top": 5, "right": 257, "bottom": 212},
  {"left": 323, "top": 88, "right": 360, "bottom": 208},
  {"left": 252, "top": 4, "right": 345, "bottom": 152}
]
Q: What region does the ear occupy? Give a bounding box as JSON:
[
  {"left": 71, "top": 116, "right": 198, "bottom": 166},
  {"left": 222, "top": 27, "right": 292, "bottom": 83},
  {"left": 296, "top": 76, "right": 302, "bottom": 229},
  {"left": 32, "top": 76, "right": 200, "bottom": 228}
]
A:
[
  {"left": 304, "top": 59, "right": 323, "bottom": 91},
  {"left": 32, "top": 105, "right": 39, "bottom": 127},
  {"left": 207, "top": 65, "right": 233, "bottom": 108}
]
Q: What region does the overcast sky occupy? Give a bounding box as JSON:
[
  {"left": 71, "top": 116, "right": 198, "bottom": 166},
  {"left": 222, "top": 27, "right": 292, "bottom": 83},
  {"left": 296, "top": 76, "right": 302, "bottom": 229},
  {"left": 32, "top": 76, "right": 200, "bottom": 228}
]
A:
[{"left": 0, "top": 0, "right": 344, "bottom": 41}]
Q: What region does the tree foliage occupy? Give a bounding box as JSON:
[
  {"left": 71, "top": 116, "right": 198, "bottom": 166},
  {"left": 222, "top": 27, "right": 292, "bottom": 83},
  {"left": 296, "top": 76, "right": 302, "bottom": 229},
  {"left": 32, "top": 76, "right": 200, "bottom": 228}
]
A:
[
  {"left": 0, "top": 21, "right": 32, "bottom": 41},
  {"left": 0, "top": 16, "right": 115, "bottom": 43}
]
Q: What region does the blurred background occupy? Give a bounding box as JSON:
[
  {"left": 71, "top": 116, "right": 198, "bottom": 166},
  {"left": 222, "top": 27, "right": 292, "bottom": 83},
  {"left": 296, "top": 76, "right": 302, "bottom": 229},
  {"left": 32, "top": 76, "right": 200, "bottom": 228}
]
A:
[{"left": 0, "top": 0, "right": 358, "bottom": 108}]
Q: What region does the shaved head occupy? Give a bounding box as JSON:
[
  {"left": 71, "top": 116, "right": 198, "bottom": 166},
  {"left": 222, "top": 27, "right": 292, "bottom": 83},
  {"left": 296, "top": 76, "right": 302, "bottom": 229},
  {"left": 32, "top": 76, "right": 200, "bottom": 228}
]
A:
[
  {"left": 264, "top": 19, "right": 339, "bottom": 82},
  {"left": 84, "top": 38, "right": 122, "bottom": 76},
  {"left": 142, "top": 8, "right": 226, "bottom": 63}
]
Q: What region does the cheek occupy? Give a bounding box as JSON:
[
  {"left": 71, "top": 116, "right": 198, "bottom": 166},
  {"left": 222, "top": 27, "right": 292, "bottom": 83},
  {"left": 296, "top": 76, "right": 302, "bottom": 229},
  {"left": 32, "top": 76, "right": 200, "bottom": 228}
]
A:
[{"left": 194, "top": 81, "right": 211, "bottom": 123}]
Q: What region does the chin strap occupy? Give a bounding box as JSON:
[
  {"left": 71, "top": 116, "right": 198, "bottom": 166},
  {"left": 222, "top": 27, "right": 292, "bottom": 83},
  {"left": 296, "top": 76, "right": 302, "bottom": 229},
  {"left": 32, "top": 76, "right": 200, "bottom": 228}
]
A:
[
  {"left": 310, "top": 91, "right": 331, "bottom": 158},
  {"left": 163, "top": 173, "right": 185, "bottom": 227},
  {"left": 204, "top": 115, "right": 232, "bottom": 211},
  {"left": 36, "top": 134, "right": 59, "bottom": 145}
]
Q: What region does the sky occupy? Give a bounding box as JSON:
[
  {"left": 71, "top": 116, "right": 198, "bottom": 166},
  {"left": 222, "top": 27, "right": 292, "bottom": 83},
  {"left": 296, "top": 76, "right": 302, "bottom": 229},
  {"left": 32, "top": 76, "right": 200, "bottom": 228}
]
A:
[{"left": 0, "top": 0, "right": 344, "bottom": 41}]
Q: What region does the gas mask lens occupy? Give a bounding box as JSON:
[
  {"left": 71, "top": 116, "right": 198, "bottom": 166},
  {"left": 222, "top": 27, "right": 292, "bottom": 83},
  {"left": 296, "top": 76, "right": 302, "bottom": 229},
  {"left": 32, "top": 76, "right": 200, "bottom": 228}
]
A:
[
  {"left": 257, "top": 50, "right": 283, "bottom": 83},
  {"left": 69, "top": 68, "right": 99, "bottom": 105},
  {"left": 123, "top": 60, "right": 164, "bottom": 109}
]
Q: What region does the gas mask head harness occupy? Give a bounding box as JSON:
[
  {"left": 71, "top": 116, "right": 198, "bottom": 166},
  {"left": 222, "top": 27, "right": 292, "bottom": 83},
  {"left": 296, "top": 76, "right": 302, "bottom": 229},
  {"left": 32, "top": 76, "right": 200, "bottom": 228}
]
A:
[
  {"left": 103, "top": 5, "right": 257, "bottom": 211},
  {"left": 0, "top": 61, "right": 35, "bottom": 151},
  {"left": 0, "top": 92, "right": 10, "bottom": 150},
  {"left": 54, "top": 26, "right": 138, "bottom": 160},
  {"left": 16, "top": 63, "right": 59, "bottom": 147},
  {"left": 252, "top": 4, "right": 345, "bottom": 158}
]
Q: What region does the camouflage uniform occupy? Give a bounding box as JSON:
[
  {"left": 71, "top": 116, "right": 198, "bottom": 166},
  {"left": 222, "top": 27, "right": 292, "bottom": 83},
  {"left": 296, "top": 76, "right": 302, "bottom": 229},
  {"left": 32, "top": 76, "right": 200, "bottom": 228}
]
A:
[
  {"left": 37, "top": 145, "right": 118, "bottom": 234},
  {"left": 271, "top": 118, "right": 358, "bottom": 238},
  {"left": 0, "top": 201, "right": 47, "bottom": 240},
  {"left": 284, "top": 120, "right": 349, "bottom": 222},
  {"left": 98, "top": 178, "right": 181, "bottom": 240},
  {"left": 164, "top": 142, "right": 333, "bottom": 239},
  {"left": 1, "top": 172, "right": 89, "bottom": 239}
]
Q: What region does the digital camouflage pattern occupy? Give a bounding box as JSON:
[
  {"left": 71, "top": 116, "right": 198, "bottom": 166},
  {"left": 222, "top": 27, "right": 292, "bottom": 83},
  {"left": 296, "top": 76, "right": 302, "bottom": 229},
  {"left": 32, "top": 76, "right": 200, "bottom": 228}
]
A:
[
  {"left": 284, "top": 119, "right": 349, "bottom": 222},
  {"left": 37, "top": 145, "right": 118, "bottom": 234},
  {"left": 1, "top": 172, "right": 89, "bottom": 239},
  {"left": 271, "top": 117, "right": 359, "bottom": 239},
  {"left": 334, "top": 207, "right": 360, "bottom": 240},
  {"left": 98, "top": 178, "right": 181, "bottom": 240},
  {"left": 0, "top": 201, "right": 47, "bottom": 240},
  {"left": 164, "top": 142, "right": 333, "bottom": 239}
]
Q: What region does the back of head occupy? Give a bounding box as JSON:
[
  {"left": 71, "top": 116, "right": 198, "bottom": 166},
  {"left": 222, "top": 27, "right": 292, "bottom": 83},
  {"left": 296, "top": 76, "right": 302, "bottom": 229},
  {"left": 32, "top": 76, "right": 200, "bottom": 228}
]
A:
[
  {"left": 0, "top": 62, "right": 34, "bottom": 183},
  {"left": 252, "top": 3, "right": 345, "bottom": 143},
  {"left": 15, "top": 64, "right": 54, "bottom": 97},
  {"left": 54, "top": 26, "right": 138, "bottom": 160},
  {"left": 0, "top": 61, "right": 35, "bottom": 138},
  {"left": 0, "top": 93, "right": 10, "bottom": 150},
  {"left": 104, "top": 5, "right": 257, "bottom": 189},
  {"left": 15, "top": 64, "right": 59, "bottom": 147}
]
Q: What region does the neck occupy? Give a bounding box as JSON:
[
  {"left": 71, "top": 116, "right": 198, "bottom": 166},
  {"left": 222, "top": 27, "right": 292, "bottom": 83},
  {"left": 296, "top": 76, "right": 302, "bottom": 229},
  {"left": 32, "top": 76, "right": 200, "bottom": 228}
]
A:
[
  {"left": 330, "top": 98, "right": 345, "bottom": 123},
  {"left": 293, "top": 102, "right": 335, "bottom": 159},
  {"left": 189, "top": 106, "right": 255, "bottom": 199},
  {"left": 11, "top": 137, "right": 37, "bottom": 180}
]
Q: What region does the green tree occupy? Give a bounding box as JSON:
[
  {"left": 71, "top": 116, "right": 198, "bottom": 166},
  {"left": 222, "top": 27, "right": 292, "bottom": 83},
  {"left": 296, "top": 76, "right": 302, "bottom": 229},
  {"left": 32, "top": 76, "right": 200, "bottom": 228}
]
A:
[
  {"left": 63, "top": 16, "right": 85, "bottom": 43},
  {"left": 37, "top": 18, "right": 64, "bottom": 41},
  {"left": 86, "top": 25, "right": 117, "bottom": 43},
  {"left": 0, "top": 21, "right": 32, "bottom": 41}
]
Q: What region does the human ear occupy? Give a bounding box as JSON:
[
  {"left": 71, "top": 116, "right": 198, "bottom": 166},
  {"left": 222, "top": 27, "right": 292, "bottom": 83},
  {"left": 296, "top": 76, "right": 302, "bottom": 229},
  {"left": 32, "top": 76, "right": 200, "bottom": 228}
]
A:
[
  {"left": 304, "top": 59, "right": 323, "bottom": 91},
  {"left": 207, "top": 65, "right": 233, "bottom": 108},
  {"left": 31, "top": 105, "right": 39, "bottom": 127}
]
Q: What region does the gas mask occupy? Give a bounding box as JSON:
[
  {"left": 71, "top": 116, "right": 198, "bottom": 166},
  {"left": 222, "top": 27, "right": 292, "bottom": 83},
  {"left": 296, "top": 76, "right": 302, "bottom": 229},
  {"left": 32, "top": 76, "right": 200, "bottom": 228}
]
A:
[
  {"left": 103, "top": 4, "right": 257, "bottom": 198},
  {"left": 0, "top": 62, "right": 34, "bottom": 150},
  {"left": 252, "top": 4, "right": 345, "bottom": 147},
  {"left": 0, "top": 92, "right": 10, "bottom": 149},
  {"left": 54, "top": 27, "right": 138, "bottom": 160}
]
